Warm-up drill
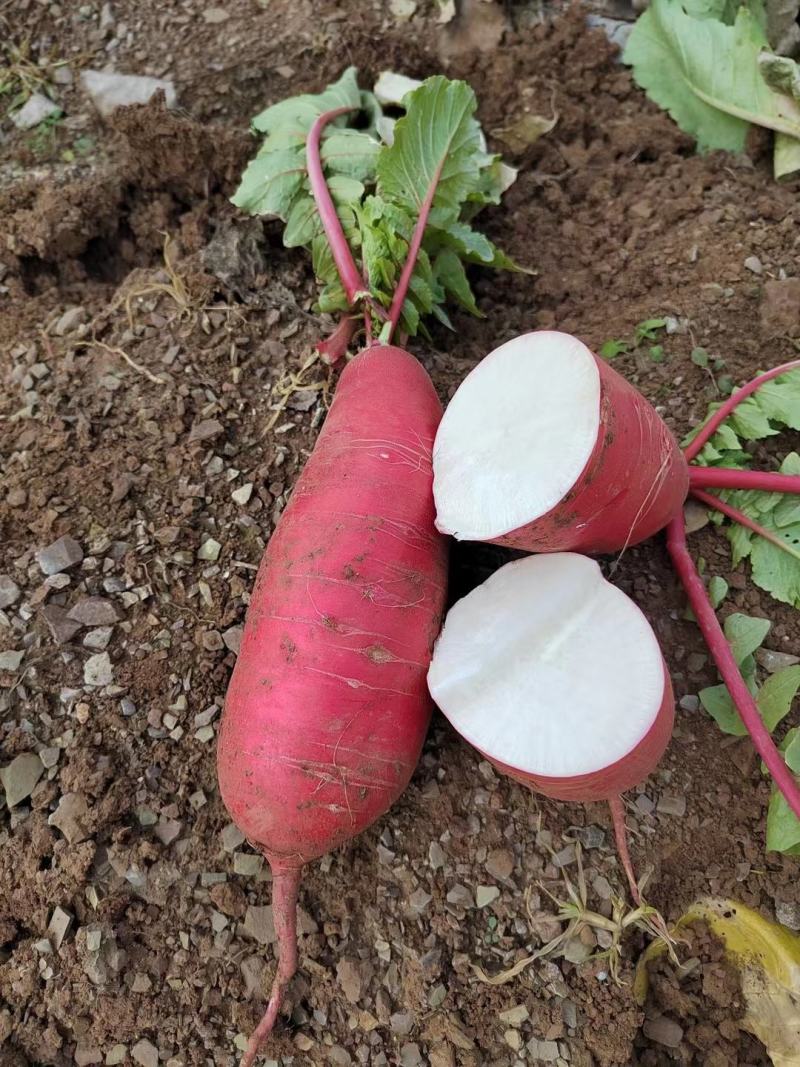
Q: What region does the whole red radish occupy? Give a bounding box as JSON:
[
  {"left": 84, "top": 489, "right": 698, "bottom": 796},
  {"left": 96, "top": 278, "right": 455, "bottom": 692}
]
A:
[
  {"left": 433, "top": 331, "right": 688, "bottom": 555},
  {"left": 218, "top": 343, "right": 447, "bottom": 1063},
  {"left": 427, "top": 552, "right": 674, "bottom": 899}
]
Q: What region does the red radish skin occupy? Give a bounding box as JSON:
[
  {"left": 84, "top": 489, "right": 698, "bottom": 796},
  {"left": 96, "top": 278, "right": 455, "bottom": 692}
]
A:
[
  {"left": 218, "top": 343, "right": 447, "bottom": 1063},
  {"left": 486, "top": 664, "right": 674, "bottom": 803},
  {"left": 499, "top": 351, "right": 688, "bottom": 554}
]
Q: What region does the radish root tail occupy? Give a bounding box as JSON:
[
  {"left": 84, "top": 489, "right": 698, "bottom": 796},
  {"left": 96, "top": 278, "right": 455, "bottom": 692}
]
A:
[
  {"left": 239, "top": 865, "right": 302, "bottom": 1067},
  {"left": 608, "top": 794, "right": 641, "bottom": 907}
]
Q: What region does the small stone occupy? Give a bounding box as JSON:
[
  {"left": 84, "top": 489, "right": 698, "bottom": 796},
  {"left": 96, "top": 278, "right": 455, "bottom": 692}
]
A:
[
  {"left": 131, "top": 1039, "right": 159, "bottom": 1067},
  {"left": 683, "top": 500, "right": 710, "bottom": 534},
  {"left": 775, "top": 900, "right": 800, "bottom": 931},
  {"left": 53, "top": 307, "right": 86, "bottom": 336},
  {"left": 574, "top": 825, "right": 605, "bottom": 850},
  {"left": 399, "top": 1043, "right": 423, "bottom": 1067},
  {"left": 84, "top": 652, "right": 113, "bottom": 686},
  {"left": 209, "top": 881, "right": 246, "bottom": 918},
  {"left": 84, "top": 626, "right": 113, "bottom": 651},
  {"left": 593, "top": 875, "right": 613, "bottom": 901},
  {"left": 429, "top": 1045, "right": 456, "bottom": 1067},
  {"left": 233, "top": 852, "right": 264, "bottom": 877},
  {"left": 232, "top": 483, "right": 254, "bottom": 505},
  {"left": 197, "top": 537, "right": 221, "bottom": 562},
  {"left": 757, "top": 648, "right": 800, "bottom": 673},
  {"left": 189, "top": 789, "right": 206, "bottom": 809},
  {"left": 131, "top": 973, "right": 152, "bottom": 993},
  {"left": 635, "top": 794, "right": 655, "bottom": 815},
  {"left": 485, "top": 848, "right": 514, "bottom": 881},
  {"left": 503, "top": 1029, "right": 522, "bottom": 1051},
  {"left": 188, "top": 418, "right": 224, "bottom": 443},
  {"left": 337, "top": 958, "right": 365, "bottom": 1003},
  {"left": 39, "top": 746, "right": 61, "bottom": 769},
  {"left": 0, "top": 575, "right": 20, "bottom": 609},
  {"left": 42, "top": 604, "right": 82, "bottom": 645},
  {"left": 409, "top": 887, "right": 432, "bottom": 912},
  {"left": 429, "top": 841, "right": 446, "bottom": 868},
  {"left": 68, "top": 597, "right": 119, "bottom": 625},
  {"left": 476, "top": 885, "right": 500, "bottom": 908},
  {"left": 527, "top": 1038, "right": 560, "bottom": 1062},
  {"left": 154, "top": 818, "right": 182, "bottom": 845},
  {"left": 37, "top": 534, "right": 84, "bottom": 575},
  {"left": 761, "top": 278, "right": 800, "bottom": 335},
  {"left": 642, "top": 1016, "right": 684, "bottom": 1048},
  {"left": 223, "top": 626, "right": 243, "bottom": 655},
  {"left": 11, "top": 92, "right": 61, "bottom": 130},
  {"left": 75, "top": 1042, "right": 103, "bottom": 1065},
  {"left": 221, "top": 823, "right": 246, "bottom": 852},
  {"left": 687, "top": 651, "right": 707, "bottom": 673},
  {"left": 106, "top": 1045, "right": 127, "bottom": 1065},
  {"left": 553, "top": 843, "right": 577, "bottom": 867},
  {"left": 390, "top": 0, "right": 417, "bottom": 19},
  {"left": 203, "top": 5, "right": 229, "bottom": 20},
  {"left": 49, "top": 793, "right": 91, "bottom": 844},
  {"left": 81, "top": 70, "right": 177, "bottom": 118},
  {"left": 195, "top": 725, "right": 215, "bottom": 742},
  {"left": 679, "top": 694, "right": 700, "bottom": 712},
  {"left": 498, "top": 1004, "right": 529, "bottom": 1027},
  {"left": 244, "top": 905, "right": 276, "bottom": 945},
  {"left": 657, "top": 794, "right": 686, "bottom": 817},
  {"left": 1, "top": 752, "right": 44, "bottom": 807},
  {"left": 0, "top": 650, "right": 23, "bottom": 671},
  {"left": 446, "top": 884, "right": 473, "bottom": 908},
  {"left": 201, "top": 630, "right": 224, "bottom": 653},
  {"left": 47, "top": 906, "right": 73, "bottom": 949},
  {"left": 109, "top": 473, "right": 134, "bottom": 503},
  {"left": 390, "top": 1012, "right": 414, "bottom": 1036},
  {"left": 35, "top": 938, "right": 52, "bottom": 954},
  {"left": 744, "top": 255, "right": 763, "bottom": 275}
]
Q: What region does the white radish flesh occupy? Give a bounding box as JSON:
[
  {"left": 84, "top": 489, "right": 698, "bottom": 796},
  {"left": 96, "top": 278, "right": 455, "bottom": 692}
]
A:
[
  {"left": 433, "top": 332, "right": 601, "bottom": 542},
  {"left": 427, "top": 554, "right": 672, "bottom": 795}
]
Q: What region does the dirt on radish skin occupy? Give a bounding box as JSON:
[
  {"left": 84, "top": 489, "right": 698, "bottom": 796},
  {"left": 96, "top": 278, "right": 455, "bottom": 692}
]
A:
[
  {"left": 427, "top": 553, "right": 674, "bottom": 802},
  {"left": 433, "top": 331, "right": 689, "bottom": 555},
  {"left": 217, "top": 342, "right": 448, "bottom": 1057}
]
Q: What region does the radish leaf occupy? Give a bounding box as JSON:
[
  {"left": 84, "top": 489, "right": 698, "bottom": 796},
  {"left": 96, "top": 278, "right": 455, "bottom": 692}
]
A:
[
  {"left": 689, "top": 369, "right": 800, "bottom": 607},
  {"left": 231, "top": 69, "right": 516, "bottom": 338},
  {"left": 766, "top": 728, "right": 800, "bottom": 853},
  {"left": 624, "top": 0, "right": 800, "bottom": 175},
  {"left": 699, "top": 613, "right": 800, "bottom": 737}
]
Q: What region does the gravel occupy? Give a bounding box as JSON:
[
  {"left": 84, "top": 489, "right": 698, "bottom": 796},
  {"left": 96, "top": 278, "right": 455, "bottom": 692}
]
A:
[{"left": 36, "top": 534, "right": 84, "bottom": 575}]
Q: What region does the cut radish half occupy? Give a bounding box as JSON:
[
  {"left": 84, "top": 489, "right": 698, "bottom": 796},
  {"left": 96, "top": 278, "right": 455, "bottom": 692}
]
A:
[
  {"left": 432, "top": 331, "right": 688, "bottom": 555},
  {"left": 428, "top": 553, "right": 674, "bottom": 802}
]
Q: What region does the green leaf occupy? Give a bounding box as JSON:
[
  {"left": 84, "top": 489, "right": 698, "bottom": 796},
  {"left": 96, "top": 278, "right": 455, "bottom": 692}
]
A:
[
  {"left": 691, "top": 346, "right": 710, "bottom": 369},
  {"left": 766, "top": 732, "right": 800, "bottom": 853},
  {"left": 321, "top": 130, "right": 381, "bottom": 180},
  {"left": 624, "top": 0, "right": 800, "bottom": 152},
  {"left": 377, "top": 76, "right": 484, "bottom": 221},
  {"left": 230, "top": 148, "right": 306, "bottom": 216},
  {"left": 699, "top": 682, "right": 747, "bottom": 734},
  {"left": 634, "top": 317, "right": 666, "bottom": 343},
  {"left": 251, "top": 66, "right": 363, "bottom": 133},
  {"left": 724, "top": 612, "right": 771, "bottom": 664},
  {"left": 233, "top": 68, "right": 516, "bottom": 337},
  {"left": 756, "top": 664, "right": 800, "bottom": 731},
  {"left": 433, "top": 249, "right": 481, "bottom": 316},
  {"left": 600, "top": 339, "right": 629, "bottom": 359},
  {"left": 709, "top": 575, "right": 729, "bottom": 608}
]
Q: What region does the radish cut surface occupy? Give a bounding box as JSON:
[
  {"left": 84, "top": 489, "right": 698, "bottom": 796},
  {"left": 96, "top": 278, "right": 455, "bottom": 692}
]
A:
[
  {"left": 433, "top": 332, "right": 601, "bottom": 541},
  {"left": 428, "top": 554, "right": 671, "bottom": 787},
  {"left": 432, "top": 330, "right": 688, "bottom": 555}
]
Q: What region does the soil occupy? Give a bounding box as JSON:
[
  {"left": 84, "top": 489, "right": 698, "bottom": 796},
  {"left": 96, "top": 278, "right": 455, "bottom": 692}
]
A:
[
  {"left": 636, "top": 922, "right": 768, "bottom": 1066},
  {"left": 1, "top": 0, "right": 799, "bottom": 1065}
]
